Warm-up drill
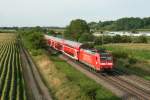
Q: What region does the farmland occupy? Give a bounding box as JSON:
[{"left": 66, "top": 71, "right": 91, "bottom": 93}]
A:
[{"left": 0, "top": 33, "right": 26, "bottom": 100}]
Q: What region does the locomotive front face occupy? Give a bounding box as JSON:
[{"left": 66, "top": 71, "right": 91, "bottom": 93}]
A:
[{"left": 99, "top": 51, "right": 113, "bottom": 70}]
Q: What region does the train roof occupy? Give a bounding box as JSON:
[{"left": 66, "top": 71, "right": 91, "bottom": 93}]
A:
[
  {"left": 45, "top": 35, "right": 82, "bottom": 49},
  {"left": 45, "top": 35, "right": 63, "bottom": 43},
  {"left": 64, "top": 40, "right": 82, "bottom": 49}
]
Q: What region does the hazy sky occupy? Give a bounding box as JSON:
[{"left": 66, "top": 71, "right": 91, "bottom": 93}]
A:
[{"left": 0, "top": 0, "right": 150, "bottom": 27}]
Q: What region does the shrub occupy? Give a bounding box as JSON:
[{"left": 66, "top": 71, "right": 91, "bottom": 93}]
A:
[
  {"left": 94, "top": 37, "right": 102, "bottom": 45},
  {"left": 112, "top": 35, "right": 122, "bottom": 43},
  {"left": 134, "top": 35, "right": 148, "bottom": 43},
  {"left": 112, "top": 51, "right": 128, "bottom": 58},
  {"left": 103, "top": 35, "right": 113, "bottom": 44},
  {"left": 121, "top": 35, "right": 132, "bottom": 43},
  {"left": 125, "top": 64, "right": 130, "bottom": 68},
  {"left": 128, "top": 57, "right": 137, "bottom": 64}
]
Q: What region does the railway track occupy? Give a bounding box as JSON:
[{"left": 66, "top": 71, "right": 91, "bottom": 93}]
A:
[
  {"left": 77, "top": 61, "right": 150, "bottom": 100},
  {"left": 114, "top": 68, "right": 150, "bottom": 90},
  {"left": 103, "top": 72, "right": 150, "bottom": 100},
  {"left": 20, "top": 45, "right": 52, "bottom": 100},
  {"left": 48, "top": 48, "right": 150, "bottom": 100}
]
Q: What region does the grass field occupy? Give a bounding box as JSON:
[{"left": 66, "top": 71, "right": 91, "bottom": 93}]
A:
[
  {"left": 0, "top": 33, "right": 26, "bottom": 100},
  {"left": 136, "top": 29, "right": 150, "bottom": 31},
  {"left": 48, "top": 28, "right": 65, "bottom": 33},
  {"left": 104, "top": 43, "right": 150, "bottom": 60},
  {"left": 33, "top": 51, "right": 119, "bottom": 100},
  {"left": 0, "top": 29, "right": 16, "bottom": 33},
  {"left": 96, "top": 43, "right": 150, "bottom": 80}
]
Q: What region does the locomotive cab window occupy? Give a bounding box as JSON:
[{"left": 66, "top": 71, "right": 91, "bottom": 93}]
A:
[{"left": 99, "top": 52, "right": 112, "bottom": 61}]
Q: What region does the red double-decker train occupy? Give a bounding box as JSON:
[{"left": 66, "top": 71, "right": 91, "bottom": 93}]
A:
[{"left": 45, "top": 35, "right": 113, "bottom": 71}]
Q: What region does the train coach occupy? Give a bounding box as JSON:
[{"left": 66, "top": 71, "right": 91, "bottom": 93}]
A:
[
  {"left": 45, "top": 35, "right": 63, "bottom": 51},
  {"left": 45, "top": 35, "right": 113, "bottom": 71}
]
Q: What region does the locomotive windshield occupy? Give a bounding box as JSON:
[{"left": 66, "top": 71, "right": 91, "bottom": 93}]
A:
[{"left": 99, "top": 52, "right": 112, "bottom": 61}]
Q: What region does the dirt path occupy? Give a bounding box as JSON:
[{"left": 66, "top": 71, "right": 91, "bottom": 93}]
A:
[{"left": 20, "top": 47, "right": 52, "bottom": 100}]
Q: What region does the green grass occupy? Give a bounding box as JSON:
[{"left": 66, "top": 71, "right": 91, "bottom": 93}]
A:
[
  {"left": 0, "top": 29, "right": 16, "bottom": 33},
  {"left": 49, "top": 54, "right": 120, "bottom": 100},
  {"left": 48, "top": 28, "right": 65, "bottom": 33},
  {"left": 99, "top": 44, "right": 150, "bottom": 60},
  {"left": 136, "top": 29, "right": 150, "bottom": 31}
]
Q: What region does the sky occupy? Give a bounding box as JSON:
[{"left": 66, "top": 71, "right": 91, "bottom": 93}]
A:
[{"left": 0, "top": 0, "right": 150, "bottom": 27}]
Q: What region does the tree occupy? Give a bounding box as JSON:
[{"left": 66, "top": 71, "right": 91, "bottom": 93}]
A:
[
  {"left": 113, "top": 35, "right": 122, "bottom": 43},
  {"left": 114, "top": 17, "right": 144, "bottom": 30},
  {"left": 143, "top": 17, "right": 150, "bottom": 28},
  {"left": 28, "top": 31, "right": 46, "bottom": 49},
  {"left": 88, "top": 22, "right": 98, "bottom": 29},
  {"left": 121, "top": 35, "right": 132, "bottom": 43},
  {"left": 103, "top": 36, "right": 113, "bottom": 44},
  {"left": 20, "top": 27, "right": 46, "bottom": 49},
  {"left": 78, "top": 33, "right": 94, "bottom": 43},
  {"left": 97, "top": 21, "right": 114, "bottom": 30},
  {"left": 65, "top": 19, "right": 90, "bottom": 40},
  {"left": 94, "top": 35, "right": 112, "bottom": 45},
  {"left": 94, "top": 37, "right": 102, "bottom": 45},
  {"left": 87, "top": 17, "right": 150, "bottom": 31},
  {"left": 48, "top": 30, "right": 56, "bottom": 36}
]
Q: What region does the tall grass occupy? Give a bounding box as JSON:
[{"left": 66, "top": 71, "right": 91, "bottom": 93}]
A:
[
  {"left": 34, "top": 52, "right": 120, "bottom": 100},
  {"left": 50, "top": 54, "right": 119, "bottom": 100}
]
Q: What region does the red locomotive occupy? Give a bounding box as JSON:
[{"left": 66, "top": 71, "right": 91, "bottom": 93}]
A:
[{"left": 45, "top": 35, "right": 113, "bottom": 71}]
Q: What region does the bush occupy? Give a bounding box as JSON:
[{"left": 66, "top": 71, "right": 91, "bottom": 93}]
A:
[
  {"left": 112, "top": 35, "right": 122, "bottom": 43},
  {"left": 125, "top": 64, "right": 131, "bottom": 68},
  {"left": 128, "top": 57, "right": 137, "bottom": 64},
  {"left": 121, "top": 35, "right": 132, "bottom": 43},
  {"left": 94, "top": 37, "right": 102, "bottom": 45},
  {"left": 134, "top": 35, "right": 148, "bottom": 43},
  {"left": 103, "top": 35, "right": 113, "bottom": 44},
  {"left": 112, "top": 51, "right": 128, "bottom": 58},
  {"left": 94, "top": 36, "right": 113, "bottom": 45},
  {"left": 47, "top": 30, "right": 56, "bottom": 36}
]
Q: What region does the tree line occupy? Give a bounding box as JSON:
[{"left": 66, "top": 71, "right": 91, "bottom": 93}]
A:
[
  {"left": 61, "top": 18, "right": 149, "bottom": 43},
  {"left": 5, "top": 17, "right": 149, "bottom": 50},
  {"left": 18, "top": 26, "right": 46, "bottom": 55},
  {"left": 88, "top": 17, "right": 150, "bottom": 31}
]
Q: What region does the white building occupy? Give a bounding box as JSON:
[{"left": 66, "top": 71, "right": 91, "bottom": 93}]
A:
[{"left": 93, "top": 31, "right": 150, "bottom": 37}]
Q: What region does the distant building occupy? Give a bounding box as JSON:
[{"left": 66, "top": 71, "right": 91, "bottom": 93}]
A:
[
  {"left": 93, "top": 32, "right": 103, "bottom": 36},
  {"left": 93, "top": 31, "right": 150, "bottom": 37}
]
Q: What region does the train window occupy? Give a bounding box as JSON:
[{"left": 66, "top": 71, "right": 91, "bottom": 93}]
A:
[
  {"left": 85, "top": 49, "right": 96, "bottom": 54},
  {"left": 100, "top": 52, "right": 112, "bottom": 60}
]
